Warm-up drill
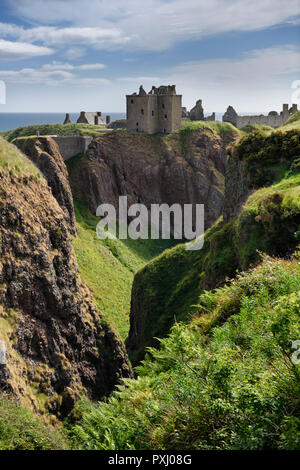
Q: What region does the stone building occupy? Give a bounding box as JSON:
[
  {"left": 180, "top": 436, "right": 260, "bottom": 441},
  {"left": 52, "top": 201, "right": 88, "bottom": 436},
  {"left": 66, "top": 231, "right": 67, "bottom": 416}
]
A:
[
  {"left": 63, "top": 111, "right": 105, "bottom": 125},
  {"left": 223, "top": 103, "right": 298, "bottom": 129},
  {"left": 77, "top": 111, "right": 105, "bottom": 125},
  {"left": 183, "top": 99, "right": 216, "bottom": 122},
  {"left": 126, "top": 85, "right": 182, "bottom": 134},
  {"left": 189, "top": 99, "right": 204, "bottom": 121}
]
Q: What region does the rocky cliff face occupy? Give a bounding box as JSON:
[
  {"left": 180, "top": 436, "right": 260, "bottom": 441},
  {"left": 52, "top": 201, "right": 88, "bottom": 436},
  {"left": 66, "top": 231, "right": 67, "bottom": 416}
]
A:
[
  {"left": 0, "top": 138, "right": 132, "bottom": 417},
  {"left": 14, "top": 137, "right": 77, "bottom": 236},
  {"left": 68, "top": 128, "right": 233, "bottom": 231},
  {"left": 223, "top": 146, "right": 252, "bottom": 222}
]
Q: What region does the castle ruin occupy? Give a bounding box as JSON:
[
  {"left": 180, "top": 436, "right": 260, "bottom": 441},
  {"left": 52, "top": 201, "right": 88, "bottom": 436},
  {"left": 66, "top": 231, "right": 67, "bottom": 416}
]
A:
[
  {"left": 223, "top": 103, "right": 298, "bottom": 129},
  {"left": 63, "top": 111, "right": 106, "bottom": 125},
  {"left": 126, "top": 85, "right": 182, "bottom": 134}
]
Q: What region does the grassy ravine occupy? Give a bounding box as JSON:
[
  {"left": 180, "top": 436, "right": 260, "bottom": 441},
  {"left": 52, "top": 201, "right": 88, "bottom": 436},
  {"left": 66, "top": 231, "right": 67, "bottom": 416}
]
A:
[
  {"left": 125, "top": 124, "right": 300, "bottom": 363},
  {"left": 68, "top": 116, "right": 300, "bottom": 450},
  {"left": 69, "top": 254, "right": 300, "bottom": 450},
  {"left": 72, "top": 199, "right": 175, "bottom": 340}
]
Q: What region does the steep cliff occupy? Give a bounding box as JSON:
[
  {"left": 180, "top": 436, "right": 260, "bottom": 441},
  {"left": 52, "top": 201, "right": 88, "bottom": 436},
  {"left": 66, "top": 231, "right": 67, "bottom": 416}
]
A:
[
  {"left": 68, "top": 126, "right": 238, "bottom": 231},
  {"left": 224, "top": 129, "right": 300, "bottom": 222},
  {"left": 127, "top": 128, "right": 300, "bottom": 363},
  {"left": 0, "top": 138, "right": 132, "bottom": 418},
  {"left": 14, "top": 136, "right": 77, "bottom": 236}
]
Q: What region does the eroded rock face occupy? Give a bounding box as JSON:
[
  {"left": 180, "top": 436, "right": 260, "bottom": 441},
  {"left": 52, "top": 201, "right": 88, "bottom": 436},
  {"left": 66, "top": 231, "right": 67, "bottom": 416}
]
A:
[
  {"left": 68, "top": 128, "right": 232, "bottom": 231},
  {"left": 15, "top": 137, "right": 77, "bottom": 236},
  {"left": 223, "top": 146, "right": 252, "bottom": 223},
  {"left": 0, "top": 161, "right": 132, "bottom": 417}
]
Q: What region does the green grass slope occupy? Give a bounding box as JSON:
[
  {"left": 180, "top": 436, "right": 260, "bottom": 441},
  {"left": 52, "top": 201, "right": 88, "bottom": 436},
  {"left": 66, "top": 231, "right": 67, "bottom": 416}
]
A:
[
  {"left": 0, "top": 396, "right": 68, "bottom": 450},
  {"left": 72, "top": 199, "right": 175, "bottom": 340},
  {"left": 69, "top": 254, "right": 300, "bottom": 450}
]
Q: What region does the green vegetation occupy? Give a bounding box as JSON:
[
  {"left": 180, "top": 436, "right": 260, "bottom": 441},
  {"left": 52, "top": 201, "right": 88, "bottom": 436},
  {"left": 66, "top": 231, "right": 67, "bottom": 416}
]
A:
[
  {"left": 4, "top": 123, "right": 107, "bottom": 142},
  {"left": 1, "top": 113, "right": 300, "bottom": 450},
  {"left": 125, "top": 126, "right": 300, "bottom": 363},
  {"left": 69, "top": 255, "right": 300, "bottom": 450},
  {"left": 0, "top": 396, "right": 68, "bottom": 450},
  {"left": 0, "top": 136, "right": 42, "bottom": 178},
  {"left": 175, "top": 119, "right": 241, "bottom": 142},
  {"left": 129, "top": 177, "right": 300, "bottom": 361},
  {"left": 72, "top": 199, "right": 176, "bottom": 339},
  {"left": 236, "top": 129, "right": 300, "bottom": 187},
  {"left": 280, "top": 112, "right": 300, "bottom": 131},
  {"left": 241, "top": 123, "right": 274, "bottom": 135}
]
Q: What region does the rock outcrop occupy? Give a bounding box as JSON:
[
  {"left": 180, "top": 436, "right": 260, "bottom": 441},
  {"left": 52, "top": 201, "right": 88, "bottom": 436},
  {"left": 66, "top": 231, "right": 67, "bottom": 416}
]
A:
[
  {"left": 14, "top": 137, "right": 77, "bottom": 236},
  {"left": 68, "top": 128, "right": 236, "bottom": 232},
  {"left": 0, "top": 138, "right": 132, "bottom": 417},
  {"left": 223, "top": 146, "right": 252, "bottom": 222}
]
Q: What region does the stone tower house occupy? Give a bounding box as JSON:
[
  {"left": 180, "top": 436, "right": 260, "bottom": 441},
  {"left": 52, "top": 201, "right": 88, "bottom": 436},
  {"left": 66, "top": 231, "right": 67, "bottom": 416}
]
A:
[{"left": 126, "top": 85, "right": 182, "bottom": 134}]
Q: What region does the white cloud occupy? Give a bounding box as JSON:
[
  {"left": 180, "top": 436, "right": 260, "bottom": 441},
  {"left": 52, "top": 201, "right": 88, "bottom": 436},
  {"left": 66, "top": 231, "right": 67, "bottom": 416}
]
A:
[
  {"left": 18, "top": 26, "right": 132, "bottom": 49},
  {"left": 164, "top": 46, "right": 300, "bottom": 111},
  {"left": 3, "top": 0, "right": 300, "bottom": 51},
  {"left": 118, "top": 76, "right": 161, "bottom": 82},
  {"left": 0, "top": 39, "right": 54, "bottom": 59},
  {"left": 0, "top": 66, "right": 110, "bottom": 86},
  {"left": 0, "top": 22, "right": 23, "bottom": 36},
  {"left": 63, "top": 47, "right": 85, "bottom": 60},
  {"left": 42, "top": 62, "right": 106, "bottom": 71}
]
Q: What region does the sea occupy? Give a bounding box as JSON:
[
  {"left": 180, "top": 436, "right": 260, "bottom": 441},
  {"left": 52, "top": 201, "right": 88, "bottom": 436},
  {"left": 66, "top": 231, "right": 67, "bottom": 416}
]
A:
[{"left": 0, "top": 112, "right": 126, "bottom": 132}]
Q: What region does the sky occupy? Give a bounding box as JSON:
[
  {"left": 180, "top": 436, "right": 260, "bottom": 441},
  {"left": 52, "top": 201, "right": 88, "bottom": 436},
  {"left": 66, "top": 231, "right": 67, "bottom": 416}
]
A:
[{"left": 0, "top": 0, "right": 299, "bottom": 113}]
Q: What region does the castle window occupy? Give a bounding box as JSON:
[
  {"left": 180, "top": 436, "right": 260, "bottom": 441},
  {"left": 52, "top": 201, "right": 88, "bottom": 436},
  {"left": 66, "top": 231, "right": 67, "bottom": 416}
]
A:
[
  {"left": 152, "top": 111, "right": 154, "bottom": 116},
  {"left": 164, "top": 114, "right": 167, "bottom": 119},
  {"left": 136, "top": 122, "right": 139, "bottom": 126},
  {"left": 141, "top": 109, "right": 144, "bottom": 115},
  {"left": 131, "top": 99, "right": 133, "bottom": 104},
  {"left": 162, "top": 104, "right": 165, "bottom": 109}
]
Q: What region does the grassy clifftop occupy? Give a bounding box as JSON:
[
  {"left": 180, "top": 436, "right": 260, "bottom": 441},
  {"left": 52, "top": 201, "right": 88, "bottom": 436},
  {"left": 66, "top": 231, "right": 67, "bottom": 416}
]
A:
[{"left": 2, "top": 123, "right": 106, "bottom": 142}]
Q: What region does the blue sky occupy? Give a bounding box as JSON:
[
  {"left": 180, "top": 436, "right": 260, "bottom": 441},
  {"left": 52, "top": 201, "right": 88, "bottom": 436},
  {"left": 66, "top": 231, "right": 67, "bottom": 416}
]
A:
[{"left": 0, "top": 0, "right": 299, "bottom": 113}]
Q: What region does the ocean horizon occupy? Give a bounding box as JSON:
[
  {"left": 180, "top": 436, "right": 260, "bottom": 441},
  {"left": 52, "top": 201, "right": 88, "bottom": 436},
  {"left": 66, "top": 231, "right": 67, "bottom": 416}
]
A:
[
  {"left": 0, "top": 112, "right": 126, "bottom": 132},
  {"left": 0, "top": 111, "right": 266, "bottom": 132}
]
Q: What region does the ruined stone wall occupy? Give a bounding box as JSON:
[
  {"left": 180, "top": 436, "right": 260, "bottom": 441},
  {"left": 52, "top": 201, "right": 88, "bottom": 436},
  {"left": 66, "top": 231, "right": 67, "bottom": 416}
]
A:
[
  {"left": 126, "top": 94, "right": 159, "bottom": 134},
  {"left": 158, "top": 94, "right": 174, "bottom": 133},
  {"left": 52, "top": 136, "right": 92, "bottom": 160},
  {"left": 236, "top": 114, "right": 285, "bottom": 129},
  {"left": 223, "top": 104, "right": 298, "bottom": 129},
  {"left": 170, "top": 95, "right": 182, "bottom": 131}
]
